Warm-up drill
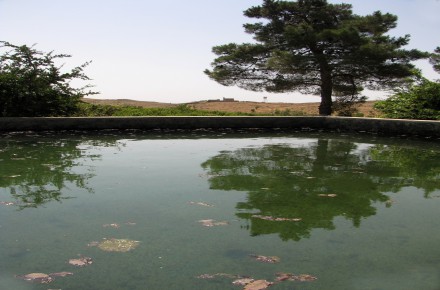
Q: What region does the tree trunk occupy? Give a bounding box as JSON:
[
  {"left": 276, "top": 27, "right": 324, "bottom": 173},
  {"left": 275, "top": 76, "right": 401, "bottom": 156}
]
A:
[{"left": 319, "top": 69, "right": 333, "bottom": 116}]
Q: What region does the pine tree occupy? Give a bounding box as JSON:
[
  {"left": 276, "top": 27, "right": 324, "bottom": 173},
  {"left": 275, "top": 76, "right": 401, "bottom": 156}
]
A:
[{"left": 205, "top": 0, "right": 427, "bottom": 115}]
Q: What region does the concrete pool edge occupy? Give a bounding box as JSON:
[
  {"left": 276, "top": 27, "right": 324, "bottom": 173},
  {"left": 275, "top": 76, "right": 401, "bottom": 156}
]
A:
[{"left": 0, "top": 116, "right": 439, "bottom": 138}]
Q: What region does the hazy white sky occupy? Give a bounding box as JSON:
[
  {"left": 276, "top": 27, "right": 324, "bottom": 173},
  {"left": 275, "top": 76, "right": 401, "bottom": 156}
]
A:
[{"left": 1, "top": 0, "right": 439, "bottom": 103}]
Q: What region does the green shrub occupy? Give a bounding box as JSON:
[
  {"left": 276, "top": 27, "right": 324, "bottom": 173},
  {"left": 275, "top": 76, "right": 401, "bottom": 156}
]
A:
[
  {"left": 0, "top": 41, "right": 96, "bottom": 117},
  {"left": 374, "top": 80, "right": 440, "bottom": 120},
  {"left": 273, "top": 109, "right": 306, "bottom": 116}
]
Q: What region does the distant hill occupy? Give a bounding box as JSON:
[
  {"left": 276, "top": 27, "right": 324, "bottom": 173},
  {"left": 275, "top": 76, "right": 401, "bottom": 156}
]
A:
[{"left": 82, "top": 98, "right": 380, "bottom": 117}]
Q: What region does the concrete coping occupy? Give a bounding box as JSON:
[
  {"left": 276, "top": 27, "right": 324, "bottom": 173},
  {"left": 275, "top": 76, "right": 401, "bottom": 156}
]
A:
[{"left": 0, "top": 116, "right": 439, "bottom": 138}]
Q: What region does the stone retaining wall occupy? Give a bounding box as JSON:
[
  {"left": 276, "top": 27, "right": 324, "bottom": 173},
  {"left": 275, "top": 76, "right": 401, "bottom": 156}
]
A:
[{"left": 0, "top": 116, "right": 439, "bottom": 138}]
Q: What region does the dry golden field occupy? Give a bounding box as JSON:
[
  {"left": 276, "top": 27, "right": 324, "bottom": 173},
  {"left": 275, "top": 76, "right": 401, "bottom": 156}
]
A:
[{"left": 82, "top": 98, "right": 381, "bottom": 117}]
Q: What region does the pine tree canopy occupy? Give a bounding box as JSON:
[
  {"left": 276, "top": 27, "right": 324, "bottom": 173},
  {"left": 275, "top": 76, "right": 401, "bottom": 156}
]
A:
[{"left": 205, "top": 0, "right": 427, "bottom": 115}]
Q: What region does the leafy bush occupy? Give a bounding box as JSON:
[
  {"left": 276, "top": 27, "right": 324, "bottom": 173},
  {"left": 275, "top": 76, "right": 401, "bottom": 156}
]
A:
[
  {"left": 333, "top": 95, "right": 367, "bottom": 117},
  {"left": 273, "top": 109, "right": 306, "bottom": 116},
  {"left": 374, "top": 80, "right": 440, "bottom": 120},
  {"left": 74, "top": 103, "right": 117, "bottom": 116},
  {"left": 0, "top": 41, "right": 96, "bottom": 117}
]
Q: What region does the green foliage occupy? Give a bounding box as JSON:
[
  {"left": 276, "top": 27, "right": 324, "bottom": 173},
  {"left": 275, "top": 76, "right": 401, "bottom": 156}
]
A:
[
  {"left": 430, "top": 47, "right": 440, "bottom": 73},
  {"left": 0, "top": 41, "right": 97, "bottom": 117},
  {"left": 75, "top": 102, "right": 250, "bottom": 117},
  {"left": 205, "top": 0, "right": 427, "bottom": 115},
  {"left": 75, "top": 102, "right": 118, "bottom": 116},
  {"left": 272, "top": 108, "right": 306, "bottom": 116},
  {"left": 374, "top": 80, "right": 440, "bottom": 120}
]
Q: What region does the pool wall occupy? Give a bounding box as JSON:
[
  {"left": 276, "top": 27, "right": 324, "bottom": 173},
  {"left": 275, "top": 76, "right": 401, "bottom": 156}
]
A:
[{"left": 0, "top": 116, "right": 439, "bottom": 138}]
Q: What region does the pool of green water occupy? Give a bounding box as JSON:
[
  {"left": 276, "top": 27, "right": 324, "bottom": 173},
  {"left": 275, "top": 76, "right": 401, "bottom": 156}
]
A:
[{"left": 0, "top": 130, "right": 439, "bottom": 290}]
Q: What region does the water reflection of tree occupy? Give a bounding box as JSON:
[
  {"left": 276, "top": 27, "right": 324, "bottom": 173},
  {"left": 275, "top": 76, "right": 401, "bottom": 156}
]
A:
[
  {"left": 0, "top": 134, "right": 118, "bottom": 209},
  {"left": 201, "top": 139, "right": 440, "bottom": 241},
  {"left": 368, "top": 145, "right": 440, "bottom": 197}
]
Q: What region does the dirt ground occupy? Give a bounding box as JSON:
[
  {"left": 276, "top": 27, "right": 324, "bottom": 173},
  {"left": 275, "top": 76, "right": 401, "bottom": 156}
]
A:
[{"left": 82, "top": 98, "right": 381, "bottom": 117}]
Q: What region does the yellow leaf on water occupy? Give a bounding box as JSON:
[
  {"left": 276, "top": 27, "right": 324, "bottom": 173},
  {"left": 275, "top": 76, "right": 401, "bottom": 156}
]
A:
[{"left": 243, "top": 280, "right": 273, "bottom": 290}]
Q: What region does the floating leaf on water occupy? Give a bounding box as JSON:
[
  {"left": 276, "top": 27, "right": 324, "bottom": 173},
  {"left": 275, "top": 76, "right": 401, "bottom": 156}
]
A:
[
  {"left": 68, "top": 256, "right": 93, "bottom": 267},
  {"left": 198, "top": 219, "right": 229, "bottom": 227},
  {"left": 232, "top": 278, "right": 254, "bottom": 286},
  {"left": 16, "top": 273, "right": 53, "bottom": 284},
  {"left": 318, "top": 194, "right": 337, "bottom": 198},
  {"left": 103, "top": 223, "right": 120, "bottom": 228},
  {"left": 243, "top": 279, "right": 273, "bottom": 290},
  {"left": 250, "top": 254, "right": 280, "bottom": 264},
  {"left": 49, "top": 272, "right": 73, "bottom": 277},
  {"left": 196, "top": 274, "right": 217, "bottom": 279},
  {"left": 97, "top": 238, "right": 140, "bottom": 252},
  {"left": 275, "top": 272, "right": 317, "bottom": 282},
  {"left": 292, "top": 274, "right": 317, "bottom": 282},
  {"left": 188, "top": 201, "right": 214, "bottom": 207},
  {"left": 196, "top": 273, "right": 241, "bottom": 279},
  {"left": 252, "top": 215, "right": 301, "bottom": 222},
  {"left": 275, "top": 272, "right": 294, "bottom": 282}
]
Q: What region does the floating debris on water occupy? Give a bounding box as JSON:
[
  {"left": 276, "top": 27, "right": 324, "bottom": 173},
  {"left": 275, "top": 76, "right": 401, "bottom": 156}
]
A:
[
  {"left": 103, "top": 223, "right": 120, "bottom": 229},
  {"left": 16, "top": 271, "right": 73, "bottom": 284},
  {"left": 275, "top": 272, "right": 317, "bottom": 282},
  {"left": 188, "top": 201, "right": 214, "bottom": 207},
  {"left": 196, "top": 273, "right": 242, "bottom": 279},
  {"left": 68, "top": 256, "right": 93, "bottom": 267},
  {"left": 292, "top": 274, "right": 317, "bottom": 281},
  {"left": 49, "top": 272, "right": 74, "bottom": 277},
  {"left": 16, "top": 273, "right": 53, "bottom": 284},
  {"left": 275, "top": 272, "right": 293, "bottom": 281},
  {"left": 97, "top": 238, "right": 140, "bottom": 252},
  {"left": 251, "top": 215, "right": 301, "bottom": 222},
  {"left": 198, "top": 219, "right": 229, "bottom": 227},
  {"left": 385, "top": 199, "right": 396, "bottom": 206},
  {"left": 232, "top": 278, "right": 255, "bottom": 286},
  {"left": 197, "top": 271, "right": 316, "bottom": 289},
  {"left": 87, "top": 241, "right": 99, "bottom": 247},
  {"left": 243, "top": 279, "right": 273, "bottom": 290},
  {"left": 318, "top": 194, "right": 337, "bottom": 198},
  {"left": 249, "top": 254, "right": 280, "bottom": 264}
]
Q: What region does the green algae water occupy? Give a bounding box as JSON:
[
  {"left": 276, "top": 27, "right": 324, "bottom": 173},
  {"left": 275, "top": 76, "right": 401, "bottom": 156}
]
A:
[{"left": 0, "top": 130, "right": 439, "bottom": 290}]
